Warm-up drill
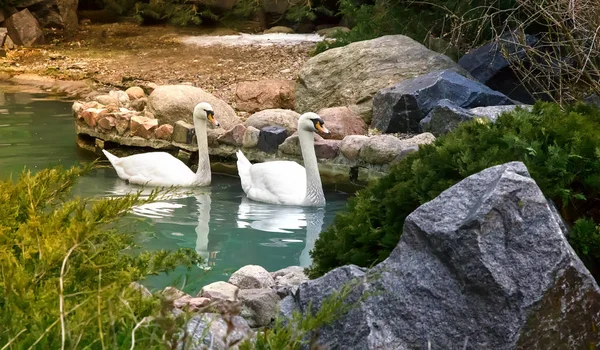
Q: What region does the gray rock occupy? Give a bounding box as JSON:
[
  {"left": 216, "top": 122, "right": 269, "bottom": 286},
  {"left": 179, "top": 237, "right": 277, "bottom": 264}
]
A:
[
  {"left": 459, "top": 31, "right": 539, "bottom": 104},
  {"left": 263, "top": 26, "right": 295, "bottom": 34},
  {"left": 420, "top": 99, "right": 478, "bottom": 135},
  {"left": 199, "top": 281, "right": 239, "bottom": 302},
  {"left": 244, "top": 109, "right": 300, "bottom": 135},
  {"left": 238, "top": 288, "right": 279, "bottom": 328},
  {"left": 279, "top": 133, "right": 323, "bottom": 156},
  {"left": 242, "top": 125, "right": 260, "bottom": 148},
  {"left": 93, "top": 94, "right": 118, "bottom": 106},
  {"left": 271, "top": 266, "right": 306, "bottom": 279},
  {"left": 277, "top": 295, "right": 298, "bottom": 322},
  {"left": 469, "top": 104, "right": 532, "bottom": 123},
  {"left": 296, "top": 35, "right": 469, "bottom": 122},
  {"left": 295, "top": 162, "right": 600, "bottom": 349},
  {"left": 317, "top": 26, "right": 351, "bottom": 38},
  {"left": 371, "top": 69, "right": 513, "bottom": 133},
  {"left": 130, "top": 97, "right": 147, "bottom": 111},
  {"left": 340, "top": 135, "right": 370, "bottom": 161},
  {"left": 229, "top": 265, "right": 276, "bottom": 290},
  {"left": 584, "top": 94, "right": 600, "bottom": 109},
  {"left": 109, "top": 89, "right": 130, "bottom": 106},
  {"left": 172, "top": 120, "right": 195, "bottom": 144},
  {"left": 358, "top": 134, "right": 434, "bottom": 165},
  {"left": 186, "top": 313, "right": 253, "bottom": 350},
  {"left": 5, "top": 9, "right": 44, "bottom": 47},
  {"left": 148, "top": 85, "right": 240, "bottom": 130},
  {"left": 257, "top": 126, "right": 287, "bottom": 154},
  {"left": 271, "top": 266, "right": 308, "bottom": 298}
]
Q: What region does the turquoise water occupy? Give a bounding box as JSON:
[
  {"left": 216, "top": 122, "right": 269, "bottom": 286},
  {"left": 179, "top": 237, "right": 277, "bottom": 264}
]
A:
[{"left": 0, "top": 87, "right": 350, "bottom": 294}]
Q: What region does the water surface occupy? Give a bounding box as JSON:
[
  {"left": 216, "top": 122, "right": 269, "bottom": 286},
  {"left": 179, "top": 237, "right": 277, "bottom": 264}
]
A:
[{"left": 0, "top": 87, "right": 349, "bottom": 293}]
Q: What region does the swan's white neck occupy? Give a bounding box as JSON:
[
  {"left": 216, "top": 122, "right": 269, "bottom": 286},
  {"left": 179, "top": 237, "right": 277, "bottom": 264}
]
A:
[
  {"left": 194, "top": 118, "right": 211, "bottom": 186},
  {"left": 298, "top": 128, "right": 325, "bottom": 207}
]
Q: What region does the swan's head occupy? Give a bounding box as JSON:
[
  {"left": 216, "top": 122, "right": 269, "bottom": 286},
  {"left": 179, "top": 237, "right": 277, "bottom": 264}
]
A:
[
  {"left": 299, "top": 112, "right": 330, "bottom": 135},
  {"left": 193, "top": 102, "right": 220, "bottom": 127}
]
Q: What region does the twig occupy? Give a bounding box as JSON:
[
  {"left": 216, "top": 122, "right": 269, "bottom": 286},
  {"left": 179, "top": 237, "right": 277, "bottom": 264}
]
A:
[{"left": 60, "top": 244, "right": 80, "bottom": 350}]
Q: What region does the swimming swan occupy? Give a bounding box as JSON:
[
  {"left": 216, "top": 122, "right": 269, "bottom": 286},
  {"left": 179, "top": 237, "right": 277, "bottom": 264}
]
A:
[
  {"left": 235, "top": 112, "right": 330, "bottom": 207},
  {"left": 102, "top": 102, "right": 219, "bottom": 187}
]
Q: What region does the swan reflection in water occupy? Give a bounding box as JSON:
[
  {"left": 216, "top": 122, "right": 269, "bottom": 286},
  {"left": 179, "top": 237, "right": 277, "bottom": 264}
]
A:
[
  {"left": 105, "top": 179, "right": 326, "bottom": 269},
  {"left": 236, "top": 197, "right": 325, "bottom": 267},
  {"left": 106, "top": 179, "right": 217, "bottom": 270}
]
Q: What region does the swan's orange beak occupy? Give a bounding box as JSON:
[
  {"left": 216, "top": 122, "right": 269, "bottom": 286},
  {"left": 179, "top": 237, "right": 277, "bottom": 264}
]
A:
[
  {"left": 315, "top": 120, "right": 330, "bottom": 134},
  {"left": 207, "top": 112, "right": 220, "bottom": 127}
]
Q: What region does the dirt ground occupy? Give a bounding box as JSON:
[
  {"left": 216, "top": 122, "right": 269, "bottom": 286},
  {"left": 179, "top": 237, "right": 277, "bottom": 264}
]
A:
[{"left": 0, "top": 22, "right": 315, "bottom": 105}]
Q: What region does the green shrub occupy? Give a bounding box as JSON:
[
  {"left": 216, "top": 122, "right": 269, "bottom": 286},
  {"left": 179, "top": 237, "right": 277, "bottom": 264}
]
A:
[
  {"left": 308, "top": 102, "right": 600, "bottom": 279},
  {"left": 0, "top": 164, "right": 201, "bottom": 348}
]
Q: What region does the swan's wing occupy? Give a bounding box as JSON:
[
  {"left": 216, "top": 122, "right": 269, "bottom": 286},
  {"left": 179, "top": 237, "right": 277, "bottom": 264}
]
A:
[
  {"left": 111, "top": 152, "right": 195, "bottom": 186},
  {"left": 246, "top": 160, "right": 306, "bottom": 205}
]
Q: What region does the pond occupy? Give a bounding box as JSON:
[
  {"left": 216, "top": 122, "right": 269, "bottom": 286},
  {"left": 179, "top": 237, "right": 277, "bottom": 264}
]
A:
[{"left": 0, "top": 86, "right": 350, "bottom": 294}]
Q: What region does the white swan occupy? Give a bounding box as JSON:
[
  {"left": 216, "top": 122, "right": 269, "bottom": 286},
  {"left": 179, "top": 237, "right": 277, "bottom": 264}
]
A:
[
  {"left": 236, "top": 112, "right": 330, "bottom": 207},
  {"left": 102, "top": 102, "right": 219, "bottom": 187}
]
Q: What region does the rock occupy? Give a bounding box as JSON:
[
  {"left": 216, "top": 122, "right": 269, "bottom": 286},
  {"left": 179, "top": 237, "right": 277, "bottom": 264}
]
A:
[
  {"left": 257, "top": 126, "right": 287, "bottom": 154},
  {"left": 371, "top": 69, "right": 513, "bottom": 133},
  {"left": 244, "top": 109, "right": 300, "bottom": 135},
  {"left": 109, "top": 90, "right": 130, "bottom": 106},
  {"left": 469, "top": 104, "right": 532, "bottom": 123},
  {"left": 4, "top": 9, "right": 44, "bottom": 47},
  {"left": 206, "top": 128, "right": 224, "bottom": 147},
  {"left": 584, "top": 94, "right": 600, "bottom": 109},
  {"left": 317, "top": 106, "right": 367, "bottom": 140},
  {"left": 71, "top": 101, "right": 84, "bottom": 118},
  {"left": 317, "top": 26, "right": 351, "bottom": 37},
  {"left": 186, "top": 313, "right": 253, "bottom": 350},
  {"left": 115, "top": 119, "right": 129, "bottom": 136},
  {"left": 295, "top": 162, "right": 600, "bottom": 349},
  {"left": 238, "top": 289, "right": 279, "bottom": 328},
  {"left": 161, "top": 286, "right": 188, "bottom": 300},
  {"left": 174, "top": 295, "right": 211, "bottom": 310},
  {"left": 263, "top": 26, "right": 295, "bottom": 34},
  {"left": 172, "top": 120, "right": 195, "bottom": 144},
  {"left": 235, "top": 80, "right": 295, "bottom": 113},
  {"left": 130, "top": 97, "right": 147, "bottom": 111},
  {"left": 217, "top": 124, "right": 246, "bottom": 147},
  {"left": 271, "top": 266, "right": 308, "bottom": 298},
  {"left": 459, "top": 31, "right": 539, "bottom": 104},
  {"left": 315, "top": 139, "right": 340, "bottom": 159},
  {"left": 296, "top": 35, "right": 468, "bottom": 122},
  {"left": 200, "top": 281, "right": 239, "bottom": 302},
  {"left": 25, "top": 0, "right": 79, "bottom": 32},
  {"left": 271, "top": 266, "right": 306, "bottom": 279},
  {"left": 81, "top": 108, "right": 107, "bottom": 128},
  {"left": 128, "top": 282, "right": 152, "bottom": 298},
  {"left": 154, "top": 124, "right": 173, "bottom": 140},
  {"left": 93, "top": 94, "right": 118, "bottom": 106},
  {"left": 278, "top": 295, "right": 298, "bottom": 323},
  {"left": 130, "top": 115, "right": 158, "bottom": 139},
  {"left": 340, "top": 135, "right": 369, "bottom": 161},
  {"left": 125, "top": 86, "right": 145, "bottom": 100},
  {"left": 148, "top": 85, "right": 240, "bottom": 130},
  {"left": 229, "top": 265, "right": 275, "bottom": 290},
  {"left": 358, "top": 133, "right": 434, "bottom": 165},
  {"left": 0, "top": 28, "right": 7, "bottom": 47},
  {"left": 242, "top": 125, "right": 260, "bottom": 148},
  {"left": 419, "top": 99, "right": 478, "bottom": 135},
  {"left": 97, "top": 116, "right": 116, "bottom": 131},
  {"left": 426, "top": 35, "right": 459, "bottom": 62},
  {"left": 4, "top": 34, "right": 15, "bottom": 50},
  {"left": 279, "top": 133, "right": 323, "bottom": 156}
]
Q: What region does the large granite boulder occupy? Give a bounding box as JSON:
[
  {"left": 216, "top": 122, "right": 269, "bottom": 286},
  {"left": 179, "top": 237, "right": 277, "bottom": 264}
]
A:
[
  {"left": 372, "top": 69, "right": 513, "bottom": 133},
  {"left": 238, "top": 288, "right": 279, "bottom": 327},
  {"left": 22, "top": 0, "right": 79, "bottom": 31},
  {"left": 469, "top": 104, "right": 532, "bottom": 122},
  {"left": 229, "top": 265, "right": 275, "bottom": 290},
  {"left": 147, "top": 85, "right": 240, "bottom": 130},
  {"left": 293, "top": 162, "right": 600, "bottom": 349},
  {"left": 4, "top": 9, "right": 44, "bottom": 47},
  {"left": 459, "top": 31, "right": 539, "bottom": 104},
  {"left": 358, "top": 133, "right": 435, "bottom": 165},
  {"left": 296, "top": 35, "right": 468, "bottom": 122}
]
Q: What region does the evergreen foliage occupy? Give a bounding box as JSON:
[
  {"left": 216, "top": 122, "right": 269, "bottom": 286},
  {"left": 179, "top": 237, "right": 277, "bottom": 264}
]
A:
[
  {"left": 0, "top": 164, "right": 201, "bottom": 348},
  {"left": 308, "top": 102, "right": 600, "bottom": 280}
]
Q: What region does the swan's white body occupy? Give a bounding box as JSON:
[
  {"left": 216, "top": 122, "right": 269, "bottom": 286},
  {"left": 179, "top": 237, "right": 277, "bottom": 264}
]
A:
[
  {"left": 103, "top": 102, "right": 219, "bottom": 187},
  {"left": 236, "top": 112, "right": 329, "bottom": 207}
]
